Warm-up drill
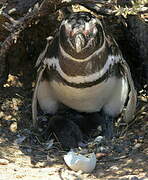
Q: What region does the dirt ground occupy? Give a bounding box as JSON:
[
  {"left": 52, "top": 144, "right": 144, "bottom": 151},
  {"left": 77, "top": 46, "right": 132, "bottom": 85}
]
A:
[{"left": 0, "top": 72, "right": 148, "bottom": 180}]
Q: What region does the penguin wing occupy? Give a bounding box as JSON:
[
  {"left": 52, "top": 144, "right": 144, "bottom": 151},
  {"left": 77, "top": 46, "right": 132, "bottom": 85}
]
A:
[
  {"left": 120, "top": 60, "right": 137, "bottom": 123},
  {"left": 32, "top": 63, "right": 47, "bottom": 127},
  {"left": 32, "top": 36, "right": 55, "bottom": 127},
  {"left": 106, "top": 34, "right": 137, "bottom": 122}
]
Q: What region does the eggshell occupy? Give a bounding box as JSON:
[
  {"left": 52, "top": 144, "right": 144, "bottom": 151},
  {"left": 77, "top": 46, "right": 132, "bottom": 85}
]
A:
[{"left": 64, "top": 151, "right": 96, "bottom": 173}]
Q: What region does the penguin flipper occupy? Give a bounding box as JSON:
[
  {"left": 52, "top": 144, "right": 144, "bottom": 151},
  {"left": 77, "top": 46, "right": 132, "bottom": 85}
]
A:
[
  {"left": 120, "top": 60, "right": 137, "bottom": 123},
  {"left": 32, "top": 63, "right": 47, "bottom": 128},
  {"left": 32, "top": 36, "right": 55, "bottom": 128}
]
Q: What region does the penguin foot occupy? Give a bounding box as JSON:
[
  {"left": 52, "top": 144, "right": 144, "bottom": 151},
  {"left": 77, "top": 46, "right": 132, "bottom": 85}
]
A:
[{"left": 101, "top": 115, "right": 115, "bottom": 139}]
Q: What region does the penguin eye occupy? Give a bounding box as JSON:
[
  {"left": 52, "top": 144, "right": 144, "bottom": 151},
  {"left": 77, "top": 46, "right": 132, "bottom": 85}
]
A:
[{"left": 84, "top": 25, "right": 97, "bottom": 38}]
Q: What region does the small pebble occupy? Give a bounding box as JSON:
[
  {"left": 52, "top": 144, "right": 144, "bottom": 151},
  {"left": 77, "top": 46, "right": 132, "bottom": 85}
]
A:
[
  {"left": 109, "top": 165, "right": 119, "bottom": 170},
  {"left": 26, "top": 148, "right": 32, "bottom": 153},
  {"left": 133, "top": 143, "right": 142, "bottom": 150},
  {"left": 96, "top": 153, "right": 108, "bottom": 159},
  {"left": 10, "top": 122, "right": 17, "bottom": 132},
  {"left": 97, "top": 146, "right": 109, "bottom": 153},
  {"left": 0, "top": 159, "right": 9, "bottom": 165},
  {"left": 34, "top": 162, "right": 46, "bottom": 168},
  {"left": 130, "top": 176, "right": 139, "bottom": 180},
  {"left": 94, "top": 136, "right": 104, "bottom": 144}
]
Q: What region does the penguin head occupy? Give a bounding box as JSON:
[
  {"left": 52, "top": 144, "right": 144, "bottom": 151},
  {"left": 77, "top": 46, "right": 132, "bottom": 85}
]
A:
[{"left": 59, "top": 12, "right": 105, "bottom": 59}]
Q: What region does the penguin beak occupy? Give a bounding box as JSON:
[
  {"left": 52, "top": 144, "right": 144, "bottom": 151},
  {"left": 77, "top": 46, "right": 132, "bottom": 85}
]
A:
[{"left": 74, "top": 33, "right": 86, "bottom": 53}]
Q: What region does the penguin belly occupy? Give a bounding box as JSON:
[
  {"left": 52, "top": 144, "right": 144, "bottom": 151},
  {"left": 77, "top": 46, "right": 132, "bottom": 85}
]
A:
[{"left": 49, "top": 76, "right": 128, "bottom": 116}]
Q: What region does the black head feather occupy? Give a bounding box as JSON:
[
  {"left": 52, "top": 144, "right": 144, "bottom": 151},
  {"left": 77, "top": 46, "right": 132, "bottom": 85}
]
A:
[{"left": 59, "top": 12, "right": 105, "bottom": 59}]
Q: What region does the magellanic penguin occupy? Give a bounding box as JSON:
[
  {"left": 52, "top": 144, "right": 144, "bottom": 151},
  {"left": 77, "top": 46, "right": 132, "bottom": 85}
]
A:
[{"left": 32, "top": 12, "right": 137, "bottom": 138}]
